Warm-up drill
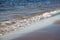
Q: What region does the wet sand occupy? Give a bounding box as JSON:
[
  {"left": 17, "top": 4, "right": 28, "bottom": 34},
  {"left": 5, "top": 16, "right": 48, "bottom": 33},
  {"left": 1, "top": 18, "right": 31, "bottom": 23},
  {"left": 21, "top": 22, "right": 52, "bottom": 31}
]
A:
[
  {"left": 53, "top": 20, "right": 60, "bottom": 24},
  {"left": 12, "top": 24, "right": 60, "bottom": 40}
]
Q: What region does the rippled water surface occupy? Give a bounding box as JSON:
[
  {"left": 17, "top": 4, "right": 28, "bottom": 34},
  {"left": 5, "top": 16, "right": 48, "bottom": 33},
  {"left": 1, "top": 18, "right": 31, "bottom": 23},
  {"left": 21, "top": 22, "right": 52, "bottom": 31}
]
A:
[{"left": 0, "top": 0, "right": 60, "bottom": 20}]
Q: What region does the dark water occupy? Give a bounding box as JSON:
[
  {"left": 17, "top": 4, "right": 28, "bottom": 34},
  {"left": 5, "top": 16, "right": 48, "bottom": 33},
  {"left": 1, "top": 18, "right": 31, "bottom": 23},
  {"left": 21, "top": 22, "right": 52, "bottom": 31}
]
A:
[{"left": 0, "top": 0, "right": 60, "bottom": 20}]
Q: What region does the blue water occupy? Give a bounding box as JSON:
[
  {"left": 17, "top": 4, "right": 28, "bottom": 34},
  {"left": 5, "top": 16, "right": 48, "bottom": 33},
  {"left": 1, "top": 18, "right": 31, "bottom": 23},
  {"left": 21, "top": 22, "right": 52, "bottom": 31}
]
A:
[{"left": 0, "top": 0, "right": 60, "bottom": 20}]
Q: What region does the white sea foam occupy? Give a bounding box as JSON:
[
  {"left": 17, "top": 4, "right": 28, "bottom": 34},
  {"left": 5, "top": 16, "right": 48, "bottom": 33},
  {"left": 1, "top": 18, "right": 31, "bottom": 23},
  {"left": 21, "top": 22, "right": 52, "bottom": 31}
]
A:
[
  {"left": 0, "top": 11, "right": 60, "bottom": 40},
  {"left": 0, "top": 9, "right": 60, "bottom": 37}
]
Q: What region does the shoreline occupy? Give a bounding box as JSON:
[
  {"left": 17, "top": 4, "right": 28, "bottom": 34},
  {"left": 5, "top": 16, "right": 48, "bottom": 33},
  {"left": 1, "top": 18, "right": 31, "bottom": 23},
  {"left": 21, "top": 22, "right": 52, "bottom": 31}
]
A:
[
  {"left": 0, "top": 8, "right": 60, "bottom": 36},
  {"left": 0, "top": 11, "right": 60, "bottom": 40}
]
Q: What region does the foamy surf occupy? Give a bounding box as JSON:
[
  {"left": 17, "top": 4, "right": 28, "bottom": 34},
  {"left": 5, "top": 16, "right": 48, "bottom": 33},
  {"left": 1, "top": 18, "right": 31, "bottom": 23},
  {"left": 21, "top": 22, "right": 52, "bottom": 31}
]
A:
[
  {"left": 0, "top": 9, "right": 60, "bottom": 37},
  {"left": 0, "top": 10, "right": 60, "bottom": 40}
]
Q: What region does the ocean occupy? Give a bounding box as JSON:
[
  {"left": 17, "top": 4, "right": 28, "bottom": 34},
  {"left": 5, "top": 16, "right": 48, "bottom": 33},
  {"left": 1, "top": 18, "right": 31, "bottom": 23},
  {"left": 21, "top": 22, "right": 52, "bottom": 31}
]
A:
[{"left": 0, "top": 0, "right": 60, "bottom": 20}]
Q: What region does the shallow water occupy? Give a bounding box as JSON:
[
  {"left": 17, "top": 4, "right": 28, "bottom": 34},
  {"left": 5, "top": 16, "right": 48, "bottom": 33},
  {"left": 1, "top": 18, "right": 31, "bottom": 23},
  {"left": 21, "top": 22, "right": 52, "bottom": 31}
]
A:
[{"left": 13, "top": 25, "right": 60, "bottom": 40}]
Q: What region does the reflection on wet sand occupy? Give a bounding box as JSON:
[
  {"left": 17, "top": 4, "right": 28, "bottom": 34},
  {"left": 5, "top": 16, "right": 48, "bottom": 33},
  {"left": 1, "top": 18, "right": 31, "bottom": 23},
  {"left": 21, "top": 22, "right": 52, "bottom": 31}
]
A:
[
  {"left": 13, "top": 25, "right": 60, "bottom": 40},
  {"left": 53, "top": 20, "right": 60, "bottom": 24}
]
